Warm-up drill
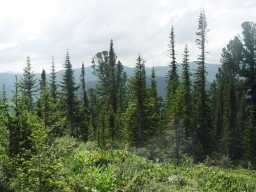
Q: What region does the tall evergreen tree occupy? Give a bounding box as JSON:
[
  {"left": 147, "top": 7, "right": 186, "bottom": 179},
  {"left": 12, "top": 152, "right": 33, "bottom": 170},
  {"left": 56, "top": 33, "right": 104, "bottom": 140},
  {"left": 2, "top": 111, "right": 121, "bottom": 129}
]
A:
[
  {"left": 193, "top": 11, "right": 211, "bottom": 162},
  {"left": 239, "top": 22, "right": 256, "bottom": 164},
  {"left": 147, "top": 67, "right": 161, "bottom": 136},
  {"left": 20, "top": 57, "right": 37, "bottom": 111},
  {"left": 108, "top": 40, "right": 118, "bottom": 141},
  {"left": 37, "top": 70, "right": 51, "bottom": 129},
  {"left": 167, "top": 26, "right": 179, "bottom": 101},
  {"left": 116, "top": 60, "right": 127, "bottom": 112},
  {"left": 130, "top": 55, "right": 147, "bottom": 147},
  {"left": 50, "top": 57, "right": 57, "bottom": 101},
  {"left": 61, "top": 51, "right": 78, "bottom": 136},
  {"left": 81, "top": 62, "right": 89, "bottom": 108},
  {"left": 78, "top": 62, "right": 90, "bottom": 141},
  {"left": 181, "top": 45, "right": 192, "bottom": 138},
  {"left": 92, "top": 40, "right": 126, "bottom": 144},
  {"left": 8, "top": 76, "right": 21, "bottom": 156}
]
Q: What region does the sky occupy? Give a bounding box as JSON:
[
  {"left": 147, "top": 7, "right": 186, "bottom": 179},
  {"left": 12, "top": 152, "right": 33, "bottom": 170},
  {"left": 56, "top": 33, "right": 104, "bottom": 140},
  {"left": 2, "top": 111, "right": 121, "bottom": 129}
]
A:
[{"left": 0, "top": 0, "right": 255, "bottom": 72}]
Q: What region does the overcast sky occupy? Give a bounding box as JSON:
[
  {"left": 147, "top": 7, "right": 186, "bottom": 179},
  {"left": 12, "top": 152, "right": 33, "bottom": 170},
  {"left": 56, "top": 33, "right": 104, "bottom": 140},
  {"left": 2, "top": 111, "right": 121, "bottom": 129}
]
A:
[{"left": 0, "top": 0, "right": 255, "bottom": 72}]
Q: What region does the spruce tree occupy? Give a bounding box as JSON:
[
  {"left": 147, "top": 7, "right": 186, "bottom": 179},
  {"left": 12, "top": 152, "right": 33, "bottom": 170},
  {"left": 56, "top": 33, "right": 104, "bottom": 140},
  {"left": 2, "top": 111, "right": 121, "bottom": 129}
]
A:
[
  {"left": 131, "top": 55, "right": 147, "bottom": 147},
  {"left": 116, "top": 60, "right": 127, "bottom": 112},
  {"left": 78, "top": 62, "right": 90, "bottom": 141},
  {"left": 167, "top": 26, "right": 179, "bottom": 102},
  {"left": 92, "top": 40, "right": 126, "bottom": 144},
  {"left": 108, "top": 40, "right": 118, "bottom": 141},
  {"left": 61, "top": 51, "right": 78, "bottom": 136},
  {"left": 37, "top": 70, "right": 51, "bottom": 130},
  {"left": 147, "top": 67, "right": 161, "bottom": 136},
  {"left": 181, "top": 45, "right": 192, "bottom": 138},
  {"left": 20, "top": 57, "right": 37, "bottom": 111},
  {"left": 50, "top": 57, "right": 57, "bottom": 101},
  {"left": 193, "top": 11, "right": 211, "bottom": 162},
  {"left": 240, "top": 22, "right": 256, "bottom": 163},
  {"left": 8, "top": 76, "right": 21, "bottom": 156}
]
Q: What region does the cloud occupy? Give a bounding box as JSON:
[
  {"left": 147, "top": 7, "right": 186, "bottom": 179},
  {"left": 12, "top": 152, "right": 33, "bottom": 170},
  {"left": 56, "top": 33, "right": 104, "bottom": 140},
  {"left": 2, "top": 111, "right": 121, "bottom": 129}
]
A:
[{"left": 0, "top": 0, "right": 255, "bottom": 72}]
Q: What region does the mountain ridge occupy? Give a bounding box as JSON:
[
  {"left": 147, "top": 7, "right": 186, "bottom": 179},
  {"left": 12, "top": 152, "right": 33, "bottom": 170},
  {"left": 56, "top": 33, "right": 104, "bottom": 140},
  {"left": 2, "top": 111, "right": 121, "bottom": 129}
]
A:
[{"left": 0, "top": 63, "right": 220, "bottom": 97}]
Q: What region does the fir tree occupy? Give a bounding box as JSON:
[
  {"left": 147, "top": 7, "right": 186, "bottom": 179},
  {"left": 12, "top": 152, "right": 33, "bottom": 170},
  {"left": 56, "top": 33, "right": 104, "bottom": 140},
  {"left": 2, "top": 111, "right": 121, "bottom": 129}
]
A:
[
  {"left": 8, "top": 76, "right": 21, "bottom": 156},
  {"left": 116, "top": 60, "right": 127, "bottom": 112},
  {"left": 131, "top": 55, "right": 147, "bottom": 147},
  {"left": 167, "top": 26, "right": 179, "bottom": 102},
  {"left": 181, "top": 45, "right": 192, "bottom": 138},
  {"left": 37, "top": 70, "right": 51, "bottom": 130},
  {"left": 92, "top": 40, "right": 126, "bottom": 144},
  {"left": 50, "top": 57, "right": 57, "bottom": 101},
  {"left": 78, "top": 62, "right": 90, "bottom": 141},
  {"left": 61, "top": 51, "right": 78, "bottom": 136},
  {"left": 20, "top": 57, "right": 37, "bottom": 111},
  {"left": 193, "top": 11, "right": 211, "bottom": 162},
  {"left": 147, "top": 67, "right": 161, "bottom": 136},
  {"left": 240, "top": 22, "right": 256, "bottom": 162}
]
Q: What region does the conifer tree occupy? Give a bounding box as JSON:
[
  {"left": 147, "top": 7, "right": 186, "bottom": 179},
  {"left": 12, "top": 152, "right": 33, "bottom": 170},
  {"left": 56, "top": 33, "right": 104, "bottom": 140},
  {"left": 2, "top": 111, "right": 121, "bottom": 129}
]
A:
[
  {"left": 37, "top": 70, "right": 51, "bottom": 129},
  {"left": 193, "top": 11, "right": 211, "bottom": 162},
  {"left": 167, "top": 26, "right": 179, "bottom": 102},
  {"left": 20, "top": 57, "right": 37, "bottom": 111},
  {"left": 240, "top": 22, "right": 256, "bottom": 162},
  {"left": 147, "top": 67, "right": 161, "bottom": 136},
  {"left": 108, "top": 40, "right": 118, "bottom": 141},
  {"left": 181, "top": 45, "right": 192, "bottom": 138},
  {"left": 78, "top": 62, "right": 90, "bottom": 141},
  {"left": 130, "top": 55, "right": 147, "bottom": 147},
  {"left": 92, "top": 40, "right": 126, "bottom": 144},
  {"left": 8, "top": 76, "right": 21, "bottom": 156},
  {"left": 116, "top": 60, "right": 127, "bottom": 112},
  {"left": 81, "top": 62, "right": 89, "bottom": 108},
  {"left": 87, "top": 88, "right": 99, "bottom": 142},
  {"left": 61, "top": 51, "right": 78, "bottom": 136},
  {"left": 50, "top": 57, "right": 57, "bottom": 101}
]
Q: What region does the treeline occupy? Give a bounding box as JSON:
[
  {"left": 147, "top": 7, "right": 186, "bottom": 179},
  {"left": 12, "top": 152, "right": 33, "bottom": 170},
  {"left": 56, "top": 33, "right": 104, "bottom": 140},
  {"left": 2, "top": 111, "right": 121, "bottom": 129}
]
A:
[{"left": 0, "top": 11, "right": 256, "bottom": 190}]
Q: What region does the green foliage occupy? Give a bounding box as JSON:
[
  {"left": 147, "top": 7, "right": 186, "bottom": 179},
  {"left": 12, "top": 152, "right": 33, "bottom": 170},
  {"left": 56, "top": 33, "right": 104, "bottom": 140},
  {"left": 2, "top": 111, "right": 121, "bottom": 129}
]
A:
[
  {"left": 5, "top": 137, "right": 256, "bottom": 192},
  {"left": 92, "top": 40, "right": 127, "bottom": 144},
  {"left": 19, "top": 57, "right": 38, "bottom": 111},
  {"left": 1, "top": 11, "right": 256, "bottom": 192},
  {"left": 193, "top": 11, "right": 212, "bottom": 162},
  {"left": 61, "top": 51, "right": 79, "bottom": 136}
]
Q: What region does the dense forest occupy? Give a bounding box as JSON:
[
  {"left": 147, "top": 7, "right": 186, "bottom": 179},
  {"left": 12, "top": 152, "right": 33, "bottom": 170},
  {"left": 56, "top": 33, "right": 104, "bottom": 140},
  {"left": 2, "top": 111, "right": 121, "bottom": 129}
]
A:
[{"left": 1, "top": 11, "right": 256, "bottom": 191}]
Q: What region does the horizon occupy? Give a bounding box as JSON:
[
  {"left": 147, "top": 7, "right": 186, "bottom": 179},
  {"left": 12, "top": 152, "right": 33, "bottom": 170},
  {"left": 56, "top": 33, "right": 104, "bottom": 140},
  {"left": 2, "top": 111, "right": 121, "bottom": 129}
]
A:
[{"left": 0, "top": 62, "right": 219, "bottom": 74}]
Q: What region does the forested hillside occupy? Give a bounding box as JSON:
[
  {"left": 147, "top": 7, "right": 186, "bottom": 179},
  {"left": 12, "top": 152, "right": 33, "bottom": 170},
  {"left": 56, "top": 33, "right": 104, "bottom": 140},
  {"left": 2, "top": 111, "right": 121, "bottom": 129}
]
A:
[
  {"left": 1, "top": 11, "right": 256, "bottom": 191},
  {"left": 0, "top": 63, "right": 219, "bottom": 98}
]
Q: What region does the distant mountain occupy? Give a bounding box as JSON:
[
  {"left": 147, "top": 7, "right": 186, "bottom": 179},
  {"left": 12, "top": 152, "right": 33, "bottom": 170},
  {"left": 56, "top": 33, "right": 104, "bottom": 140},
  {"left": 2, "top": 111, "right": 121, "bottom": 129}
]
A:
[{"left": 0, "top": 63, "right": 220, "bottom": 98}]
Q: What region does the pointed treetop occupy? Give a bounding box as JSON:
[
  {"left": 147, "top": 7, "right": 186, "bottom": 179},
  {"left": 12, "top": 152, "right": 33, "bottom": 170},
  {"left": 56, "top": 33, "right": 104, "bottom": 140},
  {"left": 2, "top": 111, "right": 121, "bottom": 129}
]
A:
[
  {"left": 183, "top": 44, "right": 189, "bottom": 60},
  {"left": 26, "top": 56, "right": 30, "bottom": 64},
  {"left": 109, "top": 39, "right": 114, "bottom": 53},
  {"left": 41, "top": 69, "right": 47, "bottom": 90},
  {"left": 66, "top": 50, "right": 70, "bottom": 60},
  {"left": 151, "top": 65, "right": 156, "bottom": 79},
  {"left": 51, "top": 56, "right": 55, "bottom": 68},
  {"left": 81, "top": 62, "right": 86, "bottom": 79},
  {"left": 25, "top": 56, "right": 31, "bottom": 71}
]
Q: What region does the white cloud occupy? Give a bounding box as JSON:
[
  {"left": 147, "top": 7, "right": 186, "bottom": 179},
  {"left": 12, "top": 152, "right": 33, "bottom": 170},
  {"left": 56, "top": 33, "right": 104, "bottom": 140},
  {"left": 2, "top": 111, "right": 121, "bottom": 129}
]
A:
[{"left": 0, "top": 0, "right": 255, "bottom": 72}]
